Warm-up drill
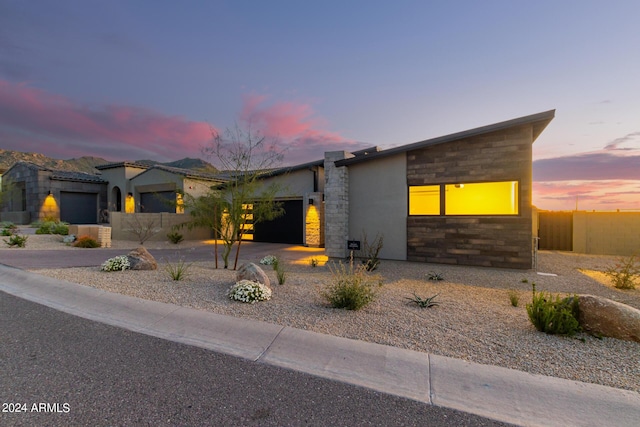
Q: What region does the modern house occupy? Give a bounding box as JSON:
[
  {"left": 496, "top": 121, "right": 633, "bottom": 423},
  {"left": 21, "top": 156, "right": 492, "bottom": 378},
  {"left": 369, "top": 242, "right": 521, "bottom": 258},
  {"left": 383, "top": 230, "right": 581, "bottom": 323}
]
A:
[{"left": 253, "top": 109, "right": 555, "bottom": 269}]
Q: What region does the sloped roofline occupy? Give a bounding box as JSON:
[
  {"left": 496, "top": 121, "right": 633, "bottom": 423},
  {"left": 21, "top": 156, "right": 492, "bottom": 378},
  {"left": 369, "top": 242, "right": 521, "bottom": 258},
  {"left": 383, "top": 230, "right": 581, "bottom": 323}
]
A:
[
  {"left": 131, "top": 164, "right": 226, "bottom": 183},
  {"left": 95, "top": 161, "right": 150, "bottom": 170},
  {"left": 3, "top": 161, "right": 106, "bottom": 183},
  {"left": 335, "top": 109, "right": 555, "bottom": 167}
]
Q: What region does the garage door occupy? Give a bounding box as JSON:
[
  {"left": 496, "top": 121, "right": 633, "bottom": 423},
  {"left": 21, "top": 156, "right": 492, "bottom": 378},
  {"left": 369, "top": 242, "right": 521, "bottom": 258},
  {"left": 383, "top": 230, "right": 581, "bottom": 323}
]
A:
[
  {"left": 60, "top": 192, "right": 98, "bottom": 224},
  {"left": 140, "top": 191, "right": 175, "bottom": 213},
  {"left": 252, "top": 200, "right": 303, "bottom": 244}
]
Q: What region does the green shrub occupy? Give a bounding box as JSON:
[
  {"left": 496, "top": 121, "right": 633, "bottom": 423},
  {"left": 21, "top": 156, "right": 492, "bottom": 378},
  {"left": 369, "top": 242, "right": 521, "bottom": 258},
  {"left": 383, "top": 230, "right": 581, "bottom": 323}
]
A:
[
  {"left": 427, "top": 271, "right": 444, "bottom": 281},
  {"left": 35, "top": 220, "right": 68, "bottom": 235},
  {"left": 526, "top": 284, "right": 580, "bottom": 336},
  {"left": 52, "top": 222, "right": 69, "bottom": 235},
  {"left": 35, "top": 221, "right": 55, "bottom": 234},
  {"left": 260, "top": 255, "right": 278, "bottom": 265},
  {"left": 164, "top": 257, "right": 192, "bottom": 281},
  {"left": 508, "top": 289, "right": 520, "bottom": 307},
  {"left": 275, "top": 261, "right": 286, "bottom": 285},
  {"left": 604, "top": 255, "right": 639, "bottom": 290},
  {"left": 322, "top": 260, "right": 381, "bottom": 310},
  {"left": 101, "top": 255, "right": 130, "bottom": 272},
  {"left": 74, "top": 235, "right": 100, "bottom": 248},
  {"left": 1, "top": 222, "right": 17, "bottom": 236},
  {"left": 167, "top": 231, "right": 184, "bottom": 244},
  {"left": 4, "top": 234, "right": 28, "bottom": 248},
  {"left": 406, "top": 292, "right": 439, "bottom": 308},
  {"left": 228, "top": 280, "right": 272, "bottom": 303}
]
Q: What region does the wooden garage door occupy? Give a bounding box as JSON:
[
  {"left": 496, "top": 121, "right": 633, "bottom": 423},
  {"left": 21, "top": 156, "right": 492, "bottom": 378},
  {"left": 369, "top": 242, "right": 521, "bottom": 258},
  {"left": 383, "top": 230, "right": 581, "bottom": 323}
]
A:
[
  {"left": 60, "top": 192, "right": 97, "bottom": 224},
  {"left": 252, "top": 200, "right": 303, "bottom": 244}
]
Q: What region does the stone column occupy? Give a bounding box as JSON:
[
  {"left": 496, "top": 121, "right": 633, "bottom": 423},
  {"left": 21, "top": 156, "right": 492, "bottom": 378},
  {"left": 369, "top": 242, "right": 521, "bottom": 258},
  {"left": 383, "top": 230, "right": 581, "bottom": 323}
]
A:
[{"left": 324, "top": 151, "right": 354, "bottom": 258}]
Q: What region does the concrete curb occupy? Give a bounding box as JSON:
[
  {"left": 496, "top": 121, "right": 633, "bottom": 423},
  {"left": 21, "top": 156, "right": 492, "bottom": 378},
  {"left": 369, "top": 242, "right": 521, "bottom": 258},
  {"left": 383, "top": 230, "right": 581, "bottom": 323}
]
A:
[{"left": 2, "top": 264, "right": 639, "bottom": 427}]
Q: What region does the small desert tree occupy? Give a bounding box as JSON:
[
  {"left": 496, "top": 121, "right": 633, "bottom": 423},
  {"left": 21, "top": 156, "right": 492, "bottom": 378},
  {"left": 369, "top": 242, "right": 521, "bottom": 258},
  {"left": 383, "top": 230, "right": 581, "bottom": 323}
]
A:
[
  {"left": 125, "top": 213, "right": 161, "bottom": 245},
  {"left": 180, "top": 190, "right": 226, "bottom": 269},
  {"left": 196, "top": 124, "right": 285, "bottom": 269}
]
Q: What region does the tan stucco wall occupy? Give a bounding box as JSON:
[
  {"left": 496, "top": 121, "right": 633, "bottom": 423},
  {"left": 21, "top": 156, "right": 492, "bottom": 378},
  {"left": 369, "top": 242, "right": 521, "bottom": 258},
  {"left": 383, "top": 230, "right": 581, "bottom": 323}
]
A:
[
  {"left": 348, "top": 153, "right": 407, "bottom": 260},
  {"left": 99, "top": 166, "right": 147, "bottom": 212},
  {"left": 183, "top": 178, "right": 214, "bottom": 199},
  {"left": 256, "top": 168, "right": 318, "bottom": 198},
  {"left": 130, "top": 169, "right": 184, "bottom": 191},
  {"left": 110, "top": 212, "right": 213, "bottom": 241},
  {"left": 573, "top": 211, "right": 640, "bottom": 255}
]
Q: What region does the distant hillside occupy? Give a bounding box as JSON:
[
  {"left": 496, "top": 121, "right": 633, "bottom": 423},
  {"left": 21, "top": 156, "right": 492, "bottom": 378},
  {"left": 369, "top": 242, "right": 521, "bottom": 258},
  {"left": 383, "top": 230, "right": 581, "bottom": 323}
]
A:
[
  {"left": 0, "top": 149, "right": 109, "bottom": 174},
  {"left": 0, "top": 150, "right": 218, "bottom": 175}
]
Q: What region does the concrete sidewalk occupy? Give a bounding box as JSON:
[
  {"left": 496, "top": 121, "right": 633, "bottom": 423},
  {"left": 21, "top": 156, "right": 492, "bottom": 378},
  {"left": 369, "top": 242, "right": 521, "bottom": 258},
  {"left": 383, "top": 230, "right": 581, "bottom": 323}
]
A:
[{"left": 1, "top": 264, "right": 639, "bottom": 427}]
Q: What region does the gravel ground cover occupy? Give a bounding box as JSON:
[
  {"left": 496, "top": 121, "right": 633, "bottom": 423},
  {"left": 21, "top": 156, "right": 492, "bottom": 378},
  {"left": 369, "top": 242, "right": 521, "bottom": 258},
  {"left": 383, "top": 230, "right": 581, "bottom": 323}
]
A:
[{"left": 8, "top": 233, "right": 640, "bottom": 393}]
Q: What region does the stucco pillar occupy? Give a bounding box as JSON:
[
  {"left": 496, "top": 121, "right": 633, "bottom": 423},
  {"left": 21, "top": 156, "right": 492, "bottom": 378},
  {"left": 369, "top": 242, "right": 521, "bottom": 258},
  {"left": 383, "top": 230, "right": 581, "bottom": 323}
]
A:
[{"left": 324, "top": 151, "right": 354, "bottom": 258}]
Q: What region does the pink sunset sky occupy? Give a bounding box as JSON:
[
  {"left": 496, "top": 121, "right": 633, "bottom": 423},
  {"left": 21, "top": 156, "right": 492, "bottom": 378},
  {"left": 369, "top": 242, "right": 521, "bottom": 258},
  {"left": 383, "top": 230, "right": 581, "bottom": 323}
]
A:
[{"left": 1, "top": 1, "right": 639, "bottom": 212}]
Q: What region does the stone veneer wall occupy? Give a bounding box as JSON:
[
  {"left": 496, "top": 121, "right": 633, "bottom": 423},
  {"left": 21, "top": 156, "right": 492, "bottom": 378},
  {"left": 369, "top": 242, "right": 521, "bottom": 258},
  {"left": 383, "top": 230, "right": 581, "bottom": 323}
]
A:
[
  {"left": 324, "top": 151, "right": 354, "bottom": 258},
  {"left": 407, "top": 125, "right": 534, "bottom": 269}
]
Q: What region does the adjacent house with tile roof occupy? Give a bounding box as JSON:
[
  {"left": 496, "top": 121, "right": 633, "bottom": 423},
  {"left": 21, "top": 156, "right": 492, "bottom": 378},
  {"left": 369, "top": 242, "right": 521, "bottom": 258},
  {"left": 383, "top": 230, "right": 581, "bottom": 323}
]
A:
[{"left": 0, "top": 161, "right": 108, "bottom": 224}]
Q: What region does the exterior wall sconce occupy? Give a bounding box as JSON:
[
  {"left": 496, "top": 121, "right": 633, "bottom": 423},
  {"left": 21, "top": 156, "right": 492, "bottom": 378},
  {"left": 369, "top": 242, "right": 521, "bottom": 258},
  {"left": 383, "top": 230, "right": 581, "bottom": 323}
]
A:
[{"left": 309, "top": 198, "right": 314, "bottom": 205}]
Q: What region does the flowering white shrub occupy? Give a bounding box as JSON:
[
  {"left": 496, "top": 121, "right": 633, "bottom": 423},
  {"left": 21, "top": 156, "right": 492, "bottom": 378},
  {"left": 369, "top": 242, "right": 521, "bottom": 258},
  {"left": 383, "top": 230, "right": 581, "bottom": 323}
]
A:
[
  {"left": 101, "top": 255, "right": 130, "bottom": 272},
  {"left": 259, "top": 255, "right": 278, "bottom": 265},
  {"left": 228, "top": 280, "right": 272, "bottom": 303}
]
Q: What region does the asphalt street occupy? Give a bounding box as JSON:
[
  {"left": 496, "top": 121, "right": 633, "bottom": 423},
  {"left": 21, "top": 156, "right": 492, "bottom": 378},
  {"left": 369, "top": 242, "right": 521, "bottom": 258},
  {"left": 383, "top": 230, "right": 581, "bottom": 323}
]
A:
[{"left": 0, "top": 291, "right": 512, "bottom": 427}]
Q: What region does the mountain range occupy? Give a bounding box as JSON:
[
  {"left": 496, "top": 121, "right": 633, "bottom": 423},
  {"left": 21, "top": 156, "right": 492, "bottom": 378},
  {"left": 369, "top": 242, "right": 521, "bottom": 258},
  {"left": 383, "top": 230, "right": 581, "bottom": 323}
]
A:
[{"left": 0, "top": 150, "right": 218, "bottom": 175}]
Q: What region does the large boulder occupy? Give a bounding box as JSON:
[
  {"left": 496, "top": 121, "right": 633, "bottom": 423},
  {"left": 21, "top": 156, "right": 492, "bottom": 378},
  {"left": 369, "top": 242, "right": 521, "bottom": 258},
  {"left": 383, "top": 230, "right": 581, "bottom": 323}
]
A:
[
  {"left": 127, "top": 246, "right": 158, "bottom": 271},
  {"left": 577, "top": 295, "right": 640, "bottom": 343},
  {"left": 236, "top": 262, "right": 270, "bottom": 287}
]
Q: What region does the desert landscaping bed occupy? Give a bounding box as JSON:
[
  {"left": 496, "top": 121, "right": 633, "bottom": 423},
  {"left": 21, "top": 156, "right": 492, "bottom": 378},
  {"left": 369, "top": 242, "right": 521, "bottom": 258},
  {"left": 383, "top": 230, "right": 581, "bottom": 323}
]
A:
[{"left": 7, "top": 234, "right": 640, "bottom": 393}]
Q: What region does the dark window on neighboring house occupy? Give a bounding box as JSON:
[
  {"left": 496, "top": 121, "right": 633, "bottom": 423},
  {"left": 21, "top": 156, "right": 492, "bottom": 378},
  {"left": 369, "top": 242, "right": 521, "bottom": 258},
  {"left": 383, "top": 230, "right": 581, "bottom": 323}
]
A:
[{"left": 140, "top": 191, "right": 175, "bottom": 213}]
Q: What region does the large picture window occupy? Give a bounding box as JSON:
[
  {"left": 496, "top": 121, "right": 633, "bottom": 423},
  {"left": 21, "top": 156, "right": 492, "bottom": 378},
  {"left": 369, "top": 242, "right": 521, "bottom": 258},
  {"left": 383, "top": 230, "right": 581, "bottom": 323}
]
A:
[
  {"left": 409, "top": 181, "right": 519, "bottom": 216},
  {"left": 445, "top": 181, "right": 518, "bottom": 215},
  {"left": 409, "top": 185, "right": 440, "bottom": 215}
]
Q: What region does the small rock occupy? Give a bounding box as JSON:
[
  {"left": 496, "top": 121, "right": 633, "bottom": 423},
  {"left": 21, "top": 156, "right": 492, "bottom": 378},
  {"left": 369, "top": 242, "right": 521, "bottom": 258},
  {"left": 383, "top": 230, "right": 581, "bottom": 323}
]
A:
[
  {"left": 127, "top": 246, "right": 157, "bottom": 270},
  {"left": 236, "top": 262, "right": 270, "bottom": 287},
  {"left": 577, "top": 295, "right": 640, "bottom": 343},
  {"left": 62, "top": 234, "right": 76, "bottom": 243}
]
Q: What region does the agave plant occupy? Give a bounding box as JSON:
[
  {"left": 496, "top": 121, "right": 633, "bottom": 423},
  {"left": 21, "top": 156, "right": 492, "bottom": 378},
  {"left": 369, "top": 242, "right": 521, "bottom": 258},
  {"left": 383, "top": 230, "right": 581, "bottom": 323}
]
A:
[{"left": 406, "top": 292, "right": 439, "bottom": 308}]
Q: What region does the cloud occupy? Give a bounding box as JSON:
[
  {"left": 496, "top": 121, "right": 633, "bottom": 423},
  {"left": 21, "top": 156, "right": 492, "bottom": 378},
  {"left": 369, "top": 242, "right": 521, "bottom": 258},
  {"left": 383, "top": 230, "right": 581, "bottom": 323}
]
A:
[
  {"left": 533, "top": 151, "right": 640, "bottom": 181},
  {"left": 238, "top": 93, "right": 369, "bottom": 165},
  {"left": 533, "top": 180, "right": 640, "bottom": 211},
  {"left": 0, "top": 79, "right": 215, "bottom": 161},
  {"left": 603, "top": 131, "right": 640, "bottom": 151}
]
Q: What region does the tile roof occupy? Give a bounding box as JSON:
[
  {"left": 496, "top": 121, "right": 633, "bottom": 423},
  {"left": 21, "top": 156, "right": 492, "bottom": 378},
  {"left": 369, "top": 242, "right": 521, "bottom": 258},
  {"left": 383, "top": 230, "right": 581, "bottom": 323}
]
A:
[
  {"left": 4, "top": 161, "right": 106, "bottom": 183},
  {"left": 133, "top": 164, "right": 227, "bottom": 182},
  {"left": 95, "top": 162, "right": 150, "bottom": 170}
]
